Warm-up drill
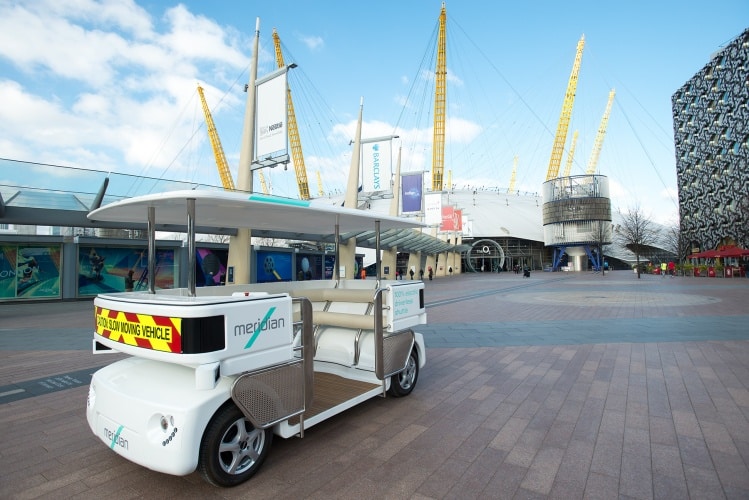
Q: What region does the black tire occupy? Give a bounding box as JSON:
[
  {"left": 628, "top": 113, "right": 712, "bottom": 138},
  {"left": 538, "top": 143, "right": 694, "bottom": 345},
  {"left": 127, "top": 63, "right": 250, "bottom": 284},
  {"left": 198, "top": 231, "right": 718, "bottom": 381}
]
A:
[
  {"left": 388, "top": 349, "right": 419, "bottom": 397},
  {"left": 198, "top": 403, "right": 272, "bottom": 487}
]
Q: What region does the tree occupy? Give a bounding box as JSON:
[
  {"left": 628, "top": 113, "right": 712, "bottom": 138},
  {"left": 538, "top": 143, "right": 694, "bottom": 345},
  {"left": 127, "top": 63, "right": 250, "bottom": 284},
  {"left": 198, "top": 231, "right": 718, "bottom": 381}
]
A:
[
  {"left": 591, "top": 220, "right": 612, "bottom": 276},
  {"left": 614, "top": 206, "right": 660, "bottom": 279},
  {"left": 664, "top": 219, "right": 690, "bottom": 267},
  {"left": 204, "top": 233, "right": 230, "bottom": 244}
]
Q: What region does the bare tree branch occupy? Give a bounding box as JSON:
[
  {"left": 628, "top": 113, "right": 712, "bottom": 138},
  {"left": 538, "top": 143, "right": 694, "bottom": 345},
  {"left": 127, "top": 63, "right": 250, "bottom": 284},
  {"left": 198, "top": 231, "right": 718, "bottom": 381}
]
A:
[{"left": 614, "top": 206, "right": 660, "bottom": 279}]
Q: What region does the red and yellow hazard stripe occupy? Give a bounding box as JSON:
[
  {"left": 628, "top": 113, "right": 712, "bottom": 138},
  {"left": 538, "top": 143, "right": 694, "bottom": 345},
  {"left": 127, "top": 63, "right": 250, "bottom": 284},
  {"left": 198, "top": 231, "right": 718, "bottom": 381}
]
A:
[{"left": 95, "top": 306, "right": 182, "bottom": 353}]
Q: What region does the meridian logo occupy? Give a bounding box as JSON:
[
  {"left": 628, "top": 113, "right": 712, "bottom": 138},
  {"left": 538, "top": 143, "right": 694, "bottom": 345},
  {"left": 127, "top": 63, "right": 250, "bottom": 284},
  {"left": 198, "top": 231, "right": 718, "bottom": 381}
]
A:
[
  {"left": 105, "top": 425, "right": 128, "bottom": 450},
  {"left": 233, "top": 307, "right": 285, "bottom": 349}
]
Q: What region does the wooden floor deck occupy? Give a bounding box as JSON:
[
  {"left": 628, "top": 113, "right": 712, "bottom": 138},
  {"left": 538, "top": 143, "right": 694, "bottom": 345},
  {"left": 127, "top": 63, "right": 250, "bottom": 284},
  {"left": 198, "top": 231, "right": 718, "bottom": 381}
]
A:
[{"left": 293, "top": 371, "right": 380, "bottom": 422}]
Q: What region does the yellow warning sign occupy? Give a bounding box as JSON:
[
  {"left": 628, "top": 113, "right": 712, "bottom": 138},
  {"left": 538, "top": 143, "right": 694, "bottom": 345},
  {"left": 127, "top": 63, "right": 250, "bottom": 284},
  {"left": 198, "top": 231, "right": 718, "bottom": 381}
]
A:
[{"left": 95, "top": 307, "right": 182, "bottom": 353}]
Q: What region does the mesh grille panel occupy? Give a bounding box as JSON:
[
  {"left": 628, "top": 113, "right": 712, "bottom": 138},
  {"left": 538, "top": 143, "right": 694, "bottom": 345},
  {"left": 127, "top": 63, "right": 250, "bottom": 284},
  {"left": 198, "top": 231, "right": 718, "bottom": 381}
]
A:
[
  {"left": 231, "top": 361, "right": 305, "bottom": 428},
  {"left": 381, "top": 330, "right": 414, "bottom": 378}
]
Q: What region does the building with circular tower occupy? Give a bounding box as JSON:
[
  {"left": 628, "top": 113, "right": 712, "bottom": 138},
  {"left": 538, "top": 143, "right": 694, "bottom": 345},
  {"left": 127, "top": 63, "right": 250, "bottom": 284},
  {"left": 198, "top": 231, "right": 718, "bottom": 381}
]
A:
[{"left": 542, "top": 174, "right": 612, "bottom": 271}]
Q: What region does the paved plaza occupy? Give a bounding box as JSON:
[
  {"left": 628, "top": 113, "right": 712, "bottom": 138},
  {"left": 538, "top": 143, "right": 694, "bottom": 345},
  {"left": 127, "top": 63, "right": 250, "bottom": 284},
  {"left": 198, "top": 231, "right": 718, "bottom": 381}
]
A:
[{"left": 1, "top": 271, "right": 749, "bottom": 498}]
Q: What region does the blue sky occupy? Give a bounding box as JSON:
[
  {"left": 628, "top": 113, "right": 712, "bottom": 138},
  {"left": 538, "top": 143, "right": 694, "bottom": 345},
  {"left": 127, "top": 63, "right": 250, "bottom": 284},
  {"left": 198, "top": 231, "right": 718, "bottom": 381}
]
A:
[{"left": 0, "top": 0, "right": 746, "bottom": 224}]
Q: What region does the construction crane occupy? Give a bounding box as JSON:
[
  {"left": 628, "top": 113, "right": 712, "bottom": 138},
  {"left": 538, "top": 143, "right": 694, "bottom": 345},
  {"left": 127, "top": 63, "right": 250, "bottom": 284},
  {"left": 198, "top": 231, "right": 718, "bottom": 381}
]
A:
[
  {"left": 197, "top": 84, "right": 269, "bottom": 194},
  {"left": 508, "top": 155, "right": 518, "bottom": 193},
  {"left": 258, "top": 169, "right": 269, "bottom": 194},
  {"left": 272, "top": 29, "right": 311, "bottom": 200},
  {"left": 563, "top": 130, "right": 579, "bottom": 177},
  {"left": 545, "top": 35, "right": 585, "bottom": 181},
  {"left": 430, "top": 3, "right": 448, "bottom": 192},
  {"left": 197, "top": 85, "right": 235, "bottom": 190},
  {"left": 316, "top": 171, "right": 324, "bottom": 197},
  {"left": 585, "top": 89, "right": 616, "bottom": 175}
]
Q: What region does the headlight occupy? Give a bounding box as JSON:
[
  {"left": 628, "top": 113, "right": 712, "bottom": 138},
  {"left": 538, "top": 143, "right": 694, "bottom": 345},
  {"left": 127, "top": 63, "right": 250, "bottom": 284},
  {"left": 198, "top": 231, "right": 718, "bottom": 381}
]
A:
[{"left": 150, "top": 414, "right": 178, "bottom": 447}]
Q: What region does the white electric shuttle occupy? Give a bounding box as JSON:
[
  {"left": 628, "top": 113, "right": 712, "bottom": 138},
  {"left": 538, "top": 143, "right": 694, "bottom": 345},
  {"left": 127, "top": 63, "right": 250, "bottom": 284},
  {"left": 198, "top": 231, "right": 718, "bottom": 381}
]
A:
[{"left": 85, "top": 190, "right": 427, "bottom": 487}]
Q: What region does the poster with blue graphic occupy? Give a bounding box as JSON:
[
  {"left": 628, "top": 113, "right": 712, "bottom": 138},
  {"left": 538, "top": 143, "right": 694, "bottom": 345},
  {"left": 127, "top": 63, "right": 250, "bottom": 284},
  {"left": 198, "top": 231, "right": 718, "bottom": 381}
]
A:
[
  {"left": 324, "top": 255, "right": 335, "bottom": 279},
  {"left": 295, "top": 253, "right": 322, "bottom": 281},
  {"left": 256, "top": 250, "right": 292, "bottom": 283},
  {"left": 401, "top": 172, "right": 423, "bottom": 213}
]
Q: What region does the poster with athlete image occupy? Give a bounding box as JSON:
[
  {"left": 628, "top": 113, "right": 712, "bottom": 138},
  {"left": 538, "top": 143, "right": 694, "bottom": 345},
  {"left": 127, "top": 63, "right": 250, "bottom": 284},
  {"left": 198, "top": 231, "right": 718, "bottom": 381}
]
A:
[
  {"left": 1, "top": 244, "right": 62, "bottom": 300},
  {"left": 78, "top": 247, "right": 174, "bottom": 295}
]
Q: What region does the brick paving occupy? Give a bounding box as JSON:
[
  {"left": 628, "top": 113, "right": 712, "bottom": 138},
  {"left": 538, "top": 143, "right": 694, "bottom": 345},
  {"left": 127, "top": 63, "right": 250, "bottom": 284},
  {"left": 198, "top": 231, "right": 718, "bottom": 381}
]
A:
[{"left": 1, "top": 271, "right": 748, "bottom": 499}]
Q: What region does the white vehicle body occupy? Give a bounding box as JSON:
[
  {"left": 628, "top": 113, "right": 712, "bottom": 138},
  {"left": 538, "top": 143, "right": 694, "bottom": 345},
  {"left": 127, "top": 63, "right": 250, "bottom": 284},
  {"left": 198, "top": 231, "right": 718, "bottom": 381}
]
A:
[{"left": 85, "top": 190, "right": 427, "bottom": 486}]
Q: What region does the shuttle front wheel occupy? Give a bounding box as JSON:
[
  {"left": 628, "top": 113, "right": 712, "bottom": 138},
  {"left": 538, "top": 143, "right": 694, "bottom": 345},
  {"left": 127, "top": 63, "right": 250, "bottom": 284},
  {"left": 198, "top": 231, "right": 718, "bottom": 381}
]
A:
[{"left": 198, "top": 403, "right": 273, "bottom": 487}]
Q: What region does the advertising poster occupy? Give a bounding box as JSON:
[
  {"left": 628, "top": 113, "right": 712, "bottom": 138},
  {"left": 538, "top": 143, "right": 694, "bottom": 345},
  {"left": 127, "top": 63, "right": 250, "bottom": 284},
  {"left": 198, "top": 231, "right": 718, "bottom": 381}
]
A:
[
  {"left": 256, "top": 250, "right": 292, "bottom": 283},
  {"left": 78, "top": 247, "right": 174, "bottom": 296},
  {"left": 324, "top": 255, "right": 335, "bottom": 279},
  {"left": 0, "top": 245, "right": 62, "bottom": 300},
  {"left": 401, "top": 172, "right": 423, "bottom": 213},
  {"left": 454, "top": 209, "right": 463, "bottom": 232},
  {"left": 196, "top": 248, "right": 228, "bottom": 286},
  {"left": 296, "top": 253, "right": 322, "bottom": 281},
  {"left": 424, "top": 193, "right": 442, "bottom": 226},
  {"left": 255, "top": 69, "right": 288, "bottom": 160},
  {"left": 361, "top": 140, "right": 392, "bottom": 193},
  {"left": 440, "top": 206, "right": 462, "bottom": 232},
  {"left": 0, "top": 245, "right": 17, "bottom": 299}
]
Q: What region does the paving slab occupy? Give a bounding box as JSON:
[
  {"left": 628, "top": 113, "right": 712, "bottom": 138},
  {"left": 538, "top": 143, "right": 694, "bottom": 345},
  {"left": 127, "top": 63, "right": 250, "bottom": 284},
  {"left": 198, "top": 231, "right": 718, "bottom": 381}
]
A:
[{"left": 1, "top": 271, "right": 748, "bottom": 498}]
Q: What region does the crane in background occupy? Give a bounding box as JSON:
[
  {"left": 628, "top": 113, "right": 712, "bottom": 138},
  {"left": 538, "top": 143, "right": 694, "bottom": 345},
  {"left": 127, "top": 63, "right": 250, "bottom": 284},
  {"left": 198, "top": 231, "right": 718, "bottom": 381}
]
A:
[
  {"left": 585, "top": 89, "right": 616, "bottom": 175},
  {"left": 316, "top": 171, "right": 325, "bottom": 197},
  {"left": 508, "top": 155, "right": 518, "bottom": 194},
  {"left": 197, "top": 84, "right": 269, "bottom": 194},
  {"left": 431, "top": 3, "right": 447, "bottom": 192},
  {"left": 272, "top": 29, "right": 311, "bottom": 200},
  {"left": 563, "top": 130, "right": 579, "bottom": 177},
  {"left": 197, "top": 84, "right": 235, "bottom": 191},
  {"left": 545, "top": 35, "right": 585, "bottom": 181}
]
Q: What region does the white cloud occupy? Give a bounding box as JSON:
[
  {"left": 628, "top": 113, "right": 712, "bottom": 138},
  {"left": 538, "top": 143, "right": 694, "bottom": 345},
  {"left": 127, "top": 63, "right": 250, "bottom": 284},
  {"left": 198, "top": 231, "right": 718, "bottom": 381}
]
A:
[
  {"left": 45, "top": 0, "right": 154, "bottom": 37},
  {"left": 299, "top": 34, "right": 324, "bottom": 51},
  {"left": 0, "top": 0, "right": 256, "bottom": 181},
  {"left": 161, "top": 4, "right": 247, "bottom": 67}
]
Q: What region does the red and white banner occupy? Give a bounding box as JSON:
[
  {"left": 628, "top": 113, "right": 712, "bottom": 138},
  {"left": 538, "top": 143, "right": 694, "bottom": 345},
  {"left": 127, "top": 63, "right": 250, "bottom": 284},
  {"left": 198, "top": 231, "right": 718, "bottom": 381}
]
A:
[{"left": 440, "top": 206, "right": 462, "bottom": 232}]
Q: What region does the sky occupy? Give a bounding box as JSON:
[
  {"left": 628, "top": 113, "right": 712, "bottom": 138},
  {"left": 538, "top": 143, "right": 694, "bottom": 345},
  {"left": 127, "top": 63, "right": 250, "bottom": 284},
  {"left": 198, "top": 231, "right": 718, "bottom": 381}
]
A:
[{"left": 0, "top": 0, "right": 747, "bottom": 226}]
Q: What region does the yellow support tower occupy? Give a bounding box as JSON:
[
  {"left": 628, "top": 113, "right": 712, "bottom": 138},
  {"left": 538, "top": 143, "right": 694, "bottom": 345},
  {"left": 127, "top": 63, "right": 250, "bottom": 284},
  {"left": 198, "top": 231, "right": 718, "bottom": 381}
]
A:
[
  {"left": 258, "top": 170, "right": 269, "bottom": 194},
  {"left": 545, "top": 35, "right": 585, "bottom": 181},
  {"left": 563, "top": 130, "right": 579, "bottom": 177},
  {"left": 197, "top": 85, "right": 235, "bottom": 190},
  {"left": 316, "top": 171, "right": 325, "bottom": 197},
  {"left": 272, "top": 29, "right": 311, "bottom": 199},
  {"left": 508, "top": 155, "right": 518, "bottom": 194},
  {"left": 198, "top": 84, "right": 269, "bottom": 194},
  {"left": 586, "top": 89, "right": 616, "bottom": 175},
  {"left": 431, "top": 3, "right": 447, "bottom": 192}
]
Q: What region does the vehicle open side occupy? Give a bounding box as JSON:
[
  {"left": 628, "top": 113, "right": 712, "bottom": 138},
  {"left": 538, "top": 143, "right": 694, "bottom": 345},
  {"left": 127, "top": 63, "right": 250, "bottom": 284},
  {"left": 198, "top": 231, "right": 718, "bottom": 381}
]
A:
[{"left": 85, "top": 190, "right": 427, "bottom": 487}]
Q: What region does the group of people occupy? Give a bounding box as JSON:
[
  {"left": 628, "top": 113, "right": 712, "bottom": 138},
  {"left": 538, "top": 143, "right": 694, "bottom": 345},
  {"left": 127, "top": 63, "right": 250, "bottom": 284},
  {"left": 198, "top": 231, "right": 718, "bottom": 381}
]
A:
[
  {"left": 395, "top": 266, "right": 433, "bottom": 281},
  {"left": 660, "top": 261, "right": 676, "bottom": 277}
]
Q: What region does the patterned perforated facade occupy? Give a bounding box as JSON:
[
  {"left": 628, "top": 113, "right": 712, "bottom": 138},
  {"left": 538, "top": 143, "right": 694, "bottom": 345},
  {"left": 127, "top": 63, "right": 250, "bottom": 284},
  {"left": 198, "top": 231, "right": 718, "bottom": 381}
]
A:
[{"left": 672, "top": 29, "right": 749, "bottom": 251}]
